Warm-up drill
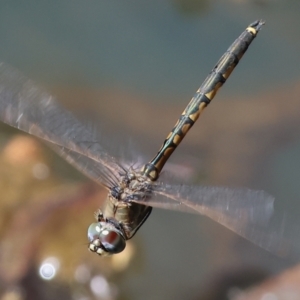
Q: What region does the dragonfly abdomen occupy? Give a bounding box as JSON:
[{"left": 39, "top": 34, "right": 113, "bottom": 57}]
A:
[{"left": 142, "top": 20, "right": 264, "bottom": 181}]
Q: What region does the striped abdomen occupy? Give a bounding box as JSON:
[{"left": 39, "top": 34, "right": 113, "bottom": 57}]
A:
[{"left": 142, "top": 20, "right": 265, "bottom": 180}]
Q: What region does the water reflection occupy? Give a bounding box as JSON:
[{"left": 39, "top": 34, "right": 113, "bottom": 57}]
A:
[
  {"left": 39, "top": 257, "right": 60, "bottom": 280},
  {"left": 74, "top": 265, "right": 91, "bottom": 284},
  {"left": 90, "top": 275, "right": 117, "bottom": 299}
]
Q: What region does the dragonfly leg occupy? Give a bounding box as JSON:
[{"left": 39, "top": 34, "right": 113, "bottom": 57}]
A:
[{"left": 95, "top": 209, "right": 104, "bottom": 222}]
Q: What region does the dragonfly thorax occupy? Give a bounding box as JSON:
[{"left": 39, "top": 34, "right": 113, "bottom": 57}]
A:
[
  {"left": 113, "top": 169, "right": 154, "bottom": 202},
  {"left": 88, "top": 169, "right": 154, "bottom": 256}
]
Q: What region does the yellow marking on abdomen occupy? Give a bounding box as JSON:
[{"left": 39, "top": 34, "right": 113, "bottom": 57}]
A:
[
  {"left": 246, "top": 27, "right": 257, "bottom": 35},
  {"left": 173, "top": 134, "right": 182, "bottom": 145},
  {"left": 189, "top": 111, "right": 201, "bottom": 122}
]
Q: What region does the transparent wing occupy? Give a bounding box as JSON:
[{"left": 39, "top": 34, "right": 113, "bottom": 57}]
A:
[
  {"left": 129, "top": 183, "right": 288, "bottom": 255},
  {"left": 131, "top": 183, "right": 300, "bottom": 259},
  {"left": 0, "top": 62, "right": 124, "bottom": 187},
  {"left": 48, "top": 143, "right": 131, "bottom": 189},
  {"left": 151, "top": 183, "right": 274, "bottom": 224}
]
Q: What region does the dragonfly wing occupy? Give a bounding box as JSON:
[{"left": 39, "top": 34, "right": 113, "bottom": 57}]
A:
[
  {"left": 0, "top": 62, "right": 124, "bottom": 186},
  {"left": 130, "top": 184, "right": 298, "bottom": 257},
  {"left": 49, "top": 143, "right": 128, "bottom": 188},
  {"left": 150, "top": 184, "right": 274, "bottom": 224}
]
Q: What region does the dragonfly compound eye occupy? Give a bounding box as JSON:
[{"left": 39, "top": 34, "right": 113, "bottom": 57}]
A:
[{"left": 87, "top": 222, "right": 126, "bottom": 255}]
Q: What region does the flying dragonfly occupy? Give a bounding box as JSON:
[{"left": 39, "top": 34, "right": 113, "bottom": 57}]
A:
[{"left": 0, "top": 20, "right": 279, "bottom": 257}]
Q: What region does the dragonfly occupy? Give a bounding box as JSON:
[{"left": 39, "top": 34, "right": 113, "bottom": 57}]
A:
[{"left": 0, "top": 20, "right": 278, "bottom": 257}]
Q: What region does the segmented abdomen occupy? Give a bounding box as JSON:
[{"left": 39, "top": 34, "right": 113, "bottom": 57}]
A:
[{"left": 142, "top": 20, "right": 265, "bottom": 181}]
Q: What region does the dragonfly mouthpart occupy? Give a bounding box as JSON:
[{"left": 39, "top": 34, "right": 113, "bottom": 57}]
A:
[{"left": 87, "top": 222, "right": 126, "bottom": 256}]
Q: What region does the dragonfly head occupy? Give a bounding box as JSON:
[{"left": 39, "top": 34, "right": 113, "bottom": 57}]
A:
[{"left": 87, "top": 222, "right": 126, "bottom": 256}]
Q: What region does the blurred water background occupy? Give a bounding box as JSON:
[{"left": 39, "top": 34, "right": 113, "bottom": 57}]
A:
[{"left": 1, "top": 1, "right": 300, "bottom": 300}]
